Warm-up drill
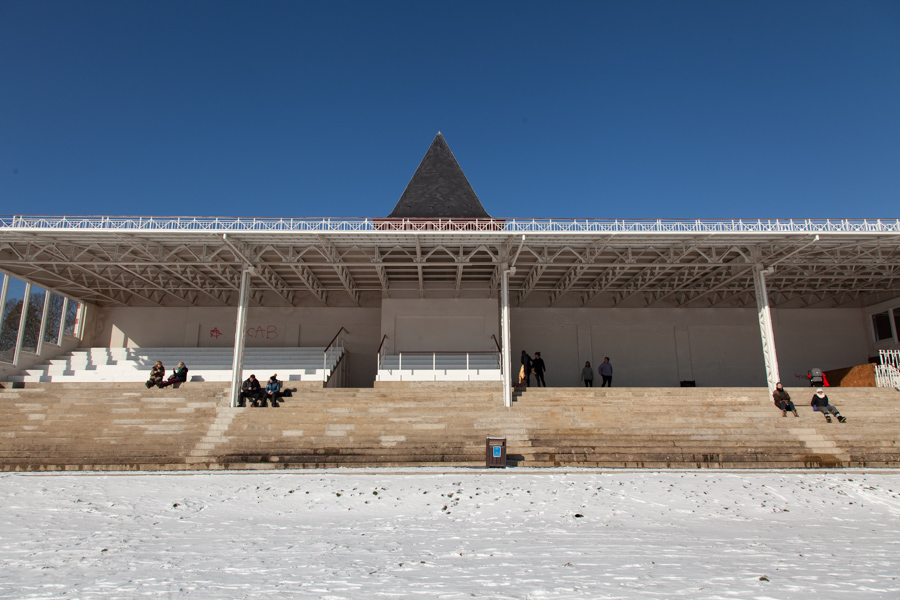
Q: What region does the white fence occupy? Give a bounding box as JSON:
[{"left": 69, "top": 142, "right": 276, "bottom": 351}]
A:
[
  {"left": 875, "top": 349, "right": 900, "bottom": 389},
  {"left": 3, "top": 215, "right": 900, "bottom": 235},
  {"left": 377, "top": 352, "right": 502, "bottom": 382}
]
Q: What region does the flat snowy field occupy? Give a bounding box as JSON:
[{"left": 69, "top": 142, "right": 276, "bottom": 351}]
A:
[{"left": 2, "top": 469, "right": 899, "bottom": 599}]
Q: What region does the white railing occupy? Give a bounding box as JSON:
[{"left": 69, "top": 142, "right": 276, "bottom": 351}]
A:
[
  {"left": 323, "top": 327, "right": 347, "bottom": 383},
  {"left": 376, "top": 335, "right": 389, "bottom": 372},
  {"left": 2, "top": 215, "right": 900, "bottom": 235},
  {"left": 875, "top": 349, "right": 900, "bottom": 388},
  {"left": 377, "top": 351, "right": 502, "bottom": 382}
]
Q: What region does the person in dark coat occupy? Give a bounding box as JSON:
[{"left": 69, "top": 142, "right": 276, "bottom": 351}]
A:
[
  {"left": 239, "top": 374, "right": 263, "bottom": 407},
  {"left": 145, "top": 361, "right": 165, "bottom": 388},
  {"left": 772, "top": 382, "right": 798, "bottom": 417},
  {"left": 598, "top": 357, "right": 613, "bottom": 387},
  {"left": 532, "top": 352, "right": 546, "bottom": 387},
  {"left": 159, "top": 362, "right": 189, "bottom": 388},
  {"left": 521, "top": 351, "right": 532, "bottom": 387},
  {"left": 264, "top": 374, "right": 282, "bottom": 408},
  {"left": 581, "top": 361, "right": 594, "bottom": 387},
  {"left": 811, "top": 388, "right": 846, "bottom": 423}
]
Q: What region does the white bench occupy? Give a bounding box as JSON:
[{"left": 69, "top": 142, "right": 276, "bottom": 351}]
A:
[{"left": 8, "top": 346, "right": 344, "bottom": 383}]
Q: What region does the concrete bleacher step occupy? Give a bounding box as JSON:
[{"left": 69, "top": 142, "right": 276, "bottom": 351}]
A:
[
  {"left": 1, "top": 383, "right": 898, "bottom": 470},
  {"left": 8, "top": 346, "right": 344, "bottom": 384}
]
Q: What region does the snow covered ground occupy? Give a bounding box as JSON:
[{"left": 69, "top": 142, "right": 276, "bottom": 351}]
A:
[{"left": 1, "top": 469, "right": 899, "bottom": 599}]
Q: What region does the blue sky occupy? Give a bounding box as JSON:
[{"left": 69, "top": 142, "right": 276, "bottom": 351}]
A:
[{"left": 1, "top": 1, "right": 898, "bottom": 219}]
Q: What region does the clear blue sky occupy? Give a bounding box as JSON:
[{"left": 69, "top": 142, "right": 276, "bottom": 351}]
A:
[{"left": 1, "top": 1, "right": 898, "bottom": 219}]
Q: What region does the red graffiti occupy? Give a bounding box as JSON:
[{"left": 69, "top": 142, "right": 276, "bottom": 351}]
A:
[
  {"left": 209, "top": 327, "right": 223, "bottom": 339},
  {"left": 247, "top": 325, "right": 279, "bottom": 340}
]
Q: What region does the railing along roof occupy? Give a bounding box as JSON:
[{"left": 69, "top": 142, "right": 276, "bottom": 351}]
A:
[{"left": 1, "top": 215, "right": 899, "bottom": 234}]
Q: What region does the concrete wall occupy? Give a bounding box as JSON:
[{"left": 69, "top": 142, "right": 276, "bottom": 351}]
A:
[
  {"left": 85, "top": 303, "right": 869, "bottom": 389},
  {"left": 511, "top": 307, "right": 869, "bottom": 388},
  {"left": 380, "top": 299, "right": 500, "bottom": 354},
  {"left": 90, "top": 306, "right": 381, "bottom": 387}
]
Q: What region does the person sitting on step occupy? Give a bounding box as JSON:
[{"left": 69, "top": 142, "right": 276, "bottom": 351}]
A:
[
  {"left": 772, "top": 382, "right": 798, "bottom": 417},
  {"left": 264, "top": 374, "right": 282, "bottom": 407},
  {"left": 159, "top": 362, "right": 189, "bottom": 388},
  {"left": 811, "top": 388, "right": 846, "bottom": 423},
  {"left": 239, "top": 374, "right": 263, "bottom": 407},
  {"left": 145, "top": 361, "right": 165, "bottom": 388}
]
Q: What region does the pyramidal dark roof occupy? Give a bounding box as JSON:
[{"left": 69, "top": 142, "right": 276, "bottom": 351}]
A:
[{"left": 387, "top": 133, "right": 492, "bottom": 219}]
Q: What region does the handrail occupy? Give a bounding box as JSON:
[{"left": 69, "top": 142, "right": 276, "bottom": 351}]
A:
[
  {"left": 377, "top": 349, "right": 502, "bottom": 382},
  {"left": 395, "top": 350, "right": 499, "bottom": 355},
  {"left": 4, "top": 215, "right": 900, "bottom": 235},
  {"left": 491, "top": 334, "right": 501, "bottom": 352},
  {"left": 376, "top": 335, "right": 388, "bottom": 371},
  {"left": 323, "top": 327, "right": 347, "bottom": 382},
  {"left": 324, "top": 327, "right": 348, "bottom": 354},
  {"left": 876, "top": 349, "right": 900, "bottom": 388}
]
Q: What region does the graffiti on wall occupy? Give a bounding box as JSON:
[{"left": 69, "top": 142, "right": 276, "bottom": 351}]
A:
[
  {"left": 246, "top": 325, "right": 279, "bottom": 340},
  {"left": 200, "top": 323, "right": 287, "bottom": 347}
]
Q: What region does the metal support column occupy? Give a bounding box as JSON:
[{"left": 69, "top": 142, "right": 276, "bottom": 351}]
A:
[
  {"left": 59, "top": 298, "right": 69, "bottom": 341},
  {"left": 753, "top": 265, "right": 780, "bottom": 393},
  {"left": 500, "top": 264, "right": 514, "bottom": 408},
  {"left": 0, "top": 275, "right": 9, "bottom": 345},
  {"left": 35, "top": 289, "right": 51, "bottom": 356},
  {"left": 12, "top": 283, "right": 31, "bottom": 366},
  {"left": 229, "top": 267, "right": 253, "bottom": 407}
]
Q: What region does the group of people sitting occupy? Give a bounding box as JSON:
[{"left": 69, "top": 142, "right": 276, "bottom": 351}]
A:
[
  {"left": 145, "top": 361, "right": 189, "bottom": 388},
  {"left": 772, "top": 382, "right": 847, "bottom": 423},
  {"left": 144, "top": 361, "right": 285, "bottom": 407},
  {"left": 239, "top": 374, "right": 284, "bottom": 407}
]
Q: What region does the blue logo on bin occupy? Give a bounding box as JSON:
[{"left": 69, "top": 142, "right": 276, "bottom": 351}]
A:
[{"left": 492, "top": 446, "right": 502, "bottom": 458}]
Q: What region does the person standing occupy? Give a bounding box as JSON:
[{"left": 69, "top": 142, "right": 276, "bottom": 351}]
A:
[
  {"left": 581, "top": 361, "right": 594, "bottom": 387},
  {"left": 521, "top": 351, "right": 533, "bottom": 387},
  {"left": 598, "top": 357, "right": 613, "bottom": 387},
  {"left": 532, "top": 352, "right": 546, "bottom": 387}
]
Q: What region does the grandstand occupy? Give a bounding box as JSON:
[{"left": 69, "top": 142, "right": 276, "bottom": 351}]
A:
[
  {"left": 1, "top": 382, "right": 897, "bottom": 471},
  {"left": 1, "top": 133, "right": 899, "bottom": 470}
]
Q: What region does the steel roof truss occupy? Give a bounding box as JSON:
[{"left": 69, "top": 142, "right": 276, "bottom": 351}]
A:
[
  {"left": 613, "top": 240, "right": 715, "bottom": 306},
  {"left": 317, "top": 236, "right": 359, "bottom": 304},
  {"left": 548, "top": 239, "right": 612, "bottom": 305},
  {"left": 285, "top": 260, "right": 328, "bottom": 305},
  {"left": 517, "top": 247, "right": 550, "bottom": 304}
]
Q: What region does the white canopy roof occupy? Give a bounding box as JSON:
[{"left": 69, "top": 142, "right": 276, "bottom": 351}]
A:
[{"left": 1, "top": 216, "right": 898, "bottom": 309}]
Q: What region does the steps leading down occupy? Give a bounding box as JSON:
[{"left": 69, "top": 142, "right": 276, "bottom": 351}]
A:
[
  {"left": 0, "top": 384, "right": 897, "bottom": 471},
  {"left": 8, "top": 347, "right": 344, "bottom": 384}
]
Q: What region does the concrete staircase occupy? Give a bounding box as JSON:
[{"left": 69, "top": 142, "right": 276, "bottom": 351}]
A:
[
  {"left": 7, "top": 346, "right": 344, "bottom": 384},
  {"left": 513, "top": 387, "right": 900, "bottom": 468},
  {"left": 0, "top": 384, "right": 897, "bottom": 471}
]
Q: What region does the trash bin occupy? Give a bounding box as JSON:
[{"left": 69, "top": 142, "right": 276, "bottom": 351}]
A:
[{"left": 486, "top": 437, "right": 506, "bottom": 468}]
